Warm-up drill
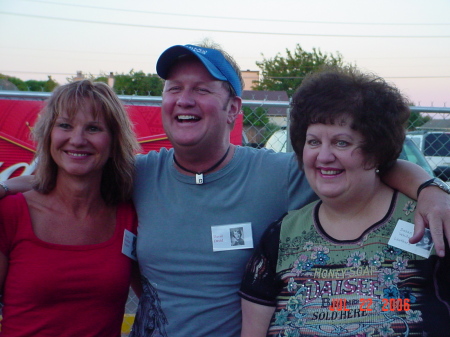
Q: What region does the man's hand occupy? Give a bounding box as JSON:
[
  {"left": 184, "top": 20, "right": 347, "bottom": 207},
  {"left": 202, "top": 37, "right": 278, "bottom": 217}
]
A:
[
  {"left": 411, "top": 186, "right": 450, "bottom": 257},
  {"left": 0, "top": 175, "right": 34, "bottom": 198}
]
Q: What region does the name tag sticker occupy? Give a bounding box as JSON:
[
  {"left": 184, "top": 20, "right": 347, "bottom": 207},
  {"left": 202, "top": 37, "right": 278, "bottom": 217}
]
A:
[
  {"left": 388, "top": 220, "right": 434, "bottom": 258},
  {"left": 211, "top": 222, "right": 253, "bottom": 252},
  {"left": 122, "top": 229, "right": 137, "bottom": 261}
]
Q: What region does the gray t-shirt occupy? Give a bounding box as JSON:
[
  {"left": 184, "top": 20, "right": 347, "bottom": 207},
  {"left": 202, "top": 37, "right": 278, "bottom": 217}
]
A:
[{"left": 131, "top": 146, "right": 316, "bottom": 337}]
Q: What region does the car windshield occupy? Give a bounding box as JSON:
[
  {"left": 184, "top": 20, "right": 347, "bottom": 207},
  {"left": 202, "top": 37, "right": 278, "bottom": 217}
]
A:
[
  {"left": 400, "top": 138, "right": 435, "bottom": 177},
  {"left": 264, "top": 129, "right": 287, "bottom": 153}
]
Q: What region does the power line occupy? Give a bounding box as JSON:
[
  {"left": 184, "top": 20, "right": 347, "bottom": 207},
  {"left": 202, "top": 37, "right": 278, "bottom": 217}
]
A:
[
  {"left": 20, "top": 0, "right": 450, "bottom": 26},
  {"left": 0, "top": 70, "right": 76, "bottom": 76},
  {"left": 2, "top": 46, "right": 449, "bottom": 62},
  {"left": 3, "top": 70, "right": 450, "bottom": 80},
  {"left": 268, "top": 75, "right": 450, "bottom": 79},
  {"left": 0, "top": 46, "right": 150, "bottom": 57},
  {"left": 1, "top": 11, "right": 449, "bottom": 38},
  {"left": 385, "top": 76, "right": 450, "bottom": 79}
]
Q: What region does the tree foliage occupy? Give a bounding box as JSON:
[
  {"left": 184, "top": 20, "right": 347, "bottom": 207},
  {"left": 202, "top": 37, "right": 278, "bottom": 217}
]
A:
[
  {"left": 254, "top": 44, "right": 345, "bottom": 96},
  {"left": 0, "top": 74, "right": 25, "bottom": 90},
  {"left": 242, "top": 106, "right": 269, "bottom": 127},
  {"left": 0, "top": 74, "right": 58, "bottom": 92},
  {"left": 96, "top": 70, "right": 163, "bottom": 96},
  {"left": 408, "top": 110, "right": 431, "bottom": 130},
  {"left": 26, "top": 77, "right": 58, "bottom": 92},
  {"left": 67, "top": 73, "right": 98, "bottom": 83}
]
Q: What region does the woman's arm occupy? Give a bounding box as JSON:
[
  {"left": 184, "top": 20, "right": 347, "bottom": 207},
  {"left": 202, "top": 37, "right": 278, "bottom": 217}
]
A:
[
  {"left": 381, "top": 159, "right": 431, "bottom": 198},
  {"left": 382, "top": 159, "right": 450, "bottom": 257},
  {"left": 0, "top": 175, "right": 34, "bottom": 198},
  {"left": 241, "top": 299, "right": 275, "bottom": 337}
]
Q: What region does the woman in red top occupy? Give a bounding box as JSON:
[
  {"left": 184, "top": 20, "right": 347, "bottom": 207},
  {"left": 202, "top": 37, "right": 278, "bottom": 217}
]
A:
[{"left": 0, "top": 80, "right": 141, "bottom": 336}]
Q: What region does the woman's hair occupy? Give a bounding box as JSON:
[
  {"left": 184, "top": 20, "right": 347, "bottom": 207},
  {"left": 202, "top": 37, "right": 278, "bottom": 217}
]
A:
[
  {"left": 32, "top": 79, "right": 140, "bottom": 204},
  {"left": 290, "top": 65, "right": 411, "bottom": 174}
]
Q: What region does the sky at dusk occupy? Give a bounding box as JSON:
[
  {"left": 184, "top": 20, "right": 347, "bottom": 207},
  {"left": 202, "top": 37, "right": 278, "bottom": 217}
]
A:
[{"left": 1, "top": 0, "right": 449, "bottom": 107}]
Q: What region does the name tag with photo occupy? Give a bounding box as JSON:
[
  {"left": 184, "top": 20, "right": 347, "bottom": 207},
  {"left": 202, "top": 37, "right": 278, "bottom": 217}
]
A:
[
  {"left": 388, "top": 220, "right": 434, "bottom": 258},
  {"left": 122, "top": 229, "right": 137, "bottom": 261},
  {"left": 211, "top": 222, "right": 253, "bottom": 252}
]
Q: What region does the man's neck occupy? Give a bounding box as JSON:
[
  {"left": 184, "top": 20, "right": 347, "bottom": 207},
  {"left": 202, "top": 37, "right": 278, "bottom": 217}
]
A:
[{"left": 173, "top": 144, "right": 235, "bottom": 175}]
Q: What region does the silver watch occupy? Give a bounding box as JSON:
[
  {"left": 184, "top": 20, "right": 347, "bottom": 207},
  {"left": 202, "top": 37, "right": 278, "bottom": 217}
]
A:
[{"left": 417, "top": 177, "right": 450, "bottom": 198}]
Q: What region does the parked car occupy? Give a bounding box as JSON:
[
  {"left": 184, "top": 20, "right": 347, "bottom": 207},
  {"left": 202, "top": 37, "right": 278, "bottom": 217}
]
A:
[
  {"left": 264, "top": 128, "right": 288, "bottom": 153},
  {"left": 400, "top": 138, "right": 435, "bottom": 178},
  {"left": 406, "top": 131, "right": 450, "bottom": 180},
  {"left": 265, "top": 129, "right": 436, "bottom": 178}
]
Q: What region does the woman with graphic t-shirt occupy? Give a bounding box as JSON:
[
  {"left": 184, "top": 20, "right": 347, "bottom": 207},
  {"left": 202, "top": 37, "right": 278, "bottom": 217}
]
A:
[{"left": 239, "top": 66, "right": 450, "bottom": 337}]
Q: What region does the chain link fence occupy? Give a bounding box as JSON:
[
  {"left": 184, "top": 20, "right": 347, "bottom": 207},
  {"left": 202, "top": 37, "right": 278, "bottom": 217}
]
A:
[{"left": 1, "top": 91, "right": 450, "bottom": 335}]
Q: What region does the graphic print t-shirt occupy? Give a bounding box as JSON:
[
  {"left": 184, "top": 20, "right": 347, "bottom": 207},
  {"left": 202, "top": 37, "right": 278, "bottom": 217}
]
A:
[{"left": 240, "top": 192, "right": 450, "bottom": 337}]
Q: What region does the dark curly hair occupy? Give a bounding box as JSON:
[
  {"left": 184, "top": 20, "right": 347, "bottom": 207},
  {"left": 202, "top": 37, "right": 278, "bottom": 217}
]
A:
[{"left": 290, "top": 66, "right": 410, "bottom": 175}]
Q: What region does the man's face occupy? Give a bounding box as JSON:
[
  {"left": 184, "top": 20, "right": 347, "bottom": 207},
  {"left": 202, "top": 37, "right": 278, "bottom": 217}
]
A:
[
  {"left": 233, "top": 230, "right": 241, "bottom": 239},
  {"left": 161, "top": 58, "right": 240, "bottom": 151}
]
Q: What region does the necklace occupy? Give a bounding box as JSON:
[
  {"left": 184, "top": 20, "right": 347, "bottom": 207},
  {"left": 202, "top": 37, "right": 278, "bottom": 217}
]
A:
[{"left": 173, "top": 146, "right": 231, "bottom": 185}]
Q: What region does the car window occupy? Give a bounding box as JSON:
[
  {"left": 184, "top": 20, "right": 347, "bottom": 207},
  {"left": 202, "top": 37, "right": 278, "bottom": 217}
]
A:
[
  {"left": 401, "top": 138, "right": 435, "bottom": 177},
  {"left": 265, "top": 130, "right": 287, "bottom": 153},
  {"left": 424, "top": 133, "right": 450, "bottom": 157}
]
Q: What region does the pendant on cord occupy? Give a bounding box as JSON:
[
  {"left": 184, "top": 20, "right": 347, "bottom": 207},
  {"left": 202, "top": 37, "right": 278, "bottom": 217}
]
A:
[
  {"left": 173, "top": 146, "right": 231, "bottom": 186},
  {"left": 196, "top": 174, "right": 204, "bottom": 185}
]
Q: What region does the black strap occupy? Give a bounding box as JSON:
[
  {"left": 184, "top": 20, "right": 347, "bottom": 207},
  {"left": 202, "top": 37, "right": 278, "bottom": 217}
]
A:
[{"left": 173, "top": 146, "right": 231, "bottom": 175}]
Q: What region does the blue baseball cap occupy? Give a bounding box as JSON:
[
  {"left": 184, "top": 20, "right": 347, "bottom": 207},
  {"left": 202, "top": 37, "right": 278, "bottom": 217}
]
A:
[{"left": 156, "top": 44, "right": 242, "bottom": 97}]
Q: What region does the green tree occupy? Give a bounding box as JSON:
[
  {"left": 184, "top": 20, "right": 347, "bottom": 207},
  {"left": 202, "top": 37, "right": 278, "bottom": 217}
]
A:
[
  {"left": 242, "top": 106, "right": 269, "bottom": 127},
  {"left": 24, "top": 80, "right": 45, "bottom": 91},
  {"left": 24, "top": 77, "right": 58, "bottom": 91},
  {"left": 43, "top": 76, "right": 59, "bottom": 92},
  {"left": 254, "top": 44, "right": 344, "bottom": 96},
  {"left": 97, "top": 70, "right": 163, "bottom": 96},
  {"left": 94, "top": 76, "right": 108, "bottom": 84},
  {"left": 0, "top": 74, "right": 58, "bottom": 91},
  {"left": 407, "top": 110, "right": 431, "bottom": 131},
  {"left": 0, "top": 74, "right": 27, "bottom": 90},
  {"left": 67, "top": 73, "right": 97, "bottom": 83}
]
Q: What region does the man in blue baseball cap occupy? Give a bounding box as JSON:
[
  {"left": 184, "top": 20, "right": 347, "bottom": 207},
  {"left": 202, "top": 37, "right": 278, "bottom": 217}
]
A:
[
  {"left": 128, "top": 43, "right": 450, "bottom": 337},
  {"left": 156, "top": 44, "right": 243, "bottom": 97},
  {"left": 132, "top": 43, "right": 284, "bottom": 337}
]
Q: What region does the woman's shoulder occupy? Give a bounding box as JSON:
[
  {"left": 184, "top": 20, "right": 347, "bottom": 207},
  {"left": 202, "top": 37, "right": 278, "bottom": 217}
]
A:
[
  {"left": 0, "top": 193, "right": 29, "bottom": 250},
  {"left": 117, "top": 200, "right": 136, "bottom": 215},
  {"left": 394, "top": 191, "right": 417, "bottom": 213},
  {"left": 281, "top": 200, "right": 319, "bottom": 234},
  {"left": 285, "top": 200, "right": 319, "bottom": 218},
  {"left": 116, "top": 201, "right": 138, "bottom": 233},
  {"left": 260, "top": 201, "right": 319, "bottom": 244},
  {"left": 0, "top": 193, "right": 27, "bottom": 214}
]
